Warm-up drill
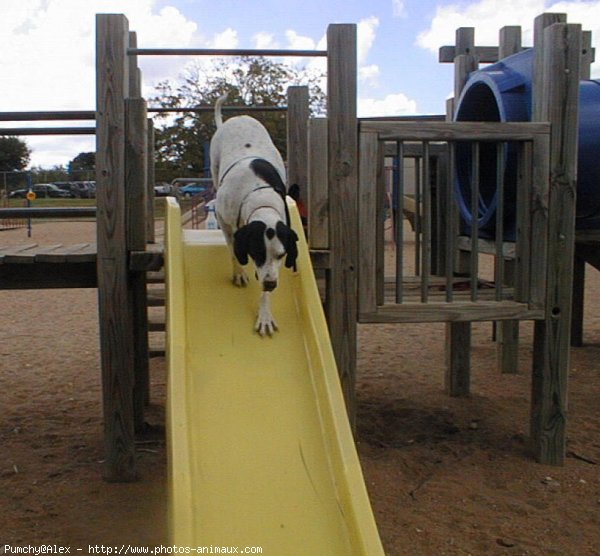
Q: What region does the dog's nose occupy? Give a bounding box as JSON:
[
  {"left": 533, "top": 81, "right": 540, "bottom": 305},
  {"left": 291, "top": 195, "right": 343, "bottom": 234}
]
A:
[{"left": 263, "top": 280, "right": 277, "bottom": 292}]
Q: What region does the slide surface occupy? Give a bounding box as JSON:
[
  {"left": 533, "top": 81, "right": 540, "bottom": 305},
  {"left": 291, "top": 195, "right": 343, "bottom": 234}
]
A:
[{"left": 164, "top": 197, "right": 383, "bottom": 554}]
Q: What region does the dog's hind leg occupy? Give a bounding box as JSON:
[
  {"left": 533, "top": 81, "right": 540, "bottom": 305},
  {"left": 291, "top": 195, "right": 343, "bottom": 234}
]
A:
[{"left": 255, "top": 292, "right": 278, "bottom": 336}]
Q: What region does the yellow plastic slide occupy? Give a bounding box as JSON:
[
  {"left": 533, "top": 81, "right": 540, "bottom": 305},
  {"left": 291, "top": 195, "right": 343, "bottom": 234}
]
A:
[{"left": 164, "top": 197, "right": 383, "bottom": 554}]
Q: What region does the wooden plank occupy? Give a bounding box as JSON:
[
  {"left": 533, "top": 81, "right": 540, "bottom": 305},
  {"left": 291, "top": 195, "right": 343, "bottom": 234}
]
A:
[
  {"left": 96, "top": 13, "right": 137, "bottom": 482},
  {"left": 327, "top": 23, "right": 358, "bottom": 424},
  {"left": 361, "top": 301, "right": 542, "bottom": 324},
  {"left": 307, "top": 118, "right": 328, "bottom": 249},
  {"left": 499, "top": 26, "right": 522, "bottom": 59},
  {"left": 0, "top": 262, "right": 97, "bottom": 289},
  {"left": 146, "top": 120, "right": 156, "bottom": 243},
  {"left": 0, "top": 243, "right": 39, "bottom": 263},
  {"left": 359, "top": 121, "right": 551, "bottom": 142},
  {"left": 35, "top": 243, "right": 96, "bottom": 263},
  {"left": 421, "top": 142, "right": 431, "bottom": 302},
  {"left": 445, "top": 322, "right": 471, "bottom": 396},
  {"left": 531, "top": 21, "right": 581, "bottom": 466},
  {"left": 125, "top": 97, "right": 150, "bottom": 432},
  {"left": 439, "top": 45, "right": 504, "bottom": 63},
  {"left": 3, "top": 244, "right": 63, "bottom": 263},
  {"left": 395, "top": 142, "right": 405, "bottom": 303},
  {"left": 287, "top": 86, "right": 309, "bottom": 207},
  {"left": 357, "top": 131, "right": 379, "bottom": 315}
]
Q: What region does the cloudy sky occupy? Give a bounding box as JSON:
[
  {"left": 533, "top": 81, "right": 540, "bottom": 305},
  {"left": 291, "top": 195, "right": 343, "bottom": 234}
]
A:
[{"left": 2, "top": 0, "right": 599, "bottom": 168}]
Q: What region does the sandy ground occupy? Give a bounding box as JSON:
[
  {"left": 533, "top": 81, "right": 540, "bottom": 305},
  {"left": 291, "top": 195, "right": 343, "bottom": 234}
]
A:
[{"left": 1, "top": 220, "right": 599, "bottom": 555}]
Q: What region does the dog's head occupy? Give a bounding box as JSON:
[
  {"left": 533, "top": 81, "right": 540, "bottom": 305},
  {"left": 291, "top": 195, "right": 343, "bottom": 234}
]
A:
[{"left": 233, "top": 221, "right": 298, "bottom": 291}]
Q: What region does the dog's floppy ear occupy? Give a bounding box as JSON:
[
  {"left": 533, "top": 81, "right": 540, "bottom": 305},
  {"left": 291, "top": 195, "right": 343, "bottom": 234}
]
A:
[
  {"left": 234, "top": 221, "right": 266, "bottom": 266},
  {"left": 276, "top": 222, "right": 299, "bottom": 269}
]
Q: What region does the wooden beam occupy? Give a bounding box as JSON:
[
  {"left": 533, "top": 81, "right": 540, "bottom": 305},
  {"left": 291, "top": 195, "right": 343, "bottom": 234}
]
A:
[
  {"left": 531, "top": 21, "right": 581, "bottom": 466},
  {"left": 96, "top": 13, "right": 137, "bottom": 482},
  {"left": 327, "top": 24, "right": 358, "bottom": 424}
]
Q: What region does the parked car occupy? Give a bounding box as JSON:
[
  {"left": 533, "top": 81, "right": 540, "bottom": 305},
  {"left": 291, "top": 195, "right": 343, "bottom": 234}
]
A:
[
  {"left": 9, "top": 183, "right": 71, "bottom": 199},
  {"left": 51, "top": 181, "right": 96, "bottom": 199},
  {"left": 154, "top": 183, "right": 181, "bottom": 198},
  {"left": 174, "top": 178, "right": 215, "bottom": 201}
]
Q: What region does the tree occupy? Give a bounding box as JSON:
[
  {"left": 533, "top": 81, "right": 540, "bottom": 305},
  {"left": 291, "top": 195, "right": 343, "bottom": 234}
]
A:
[
  {"left": 0, "top": 136, "right": 31, "bottom": 172},
  {"left": 151, "top": 56, "right": 325, "bottom": 182},
  {"left": 68, "top": 152, "right": 95, "bottom": 180}
]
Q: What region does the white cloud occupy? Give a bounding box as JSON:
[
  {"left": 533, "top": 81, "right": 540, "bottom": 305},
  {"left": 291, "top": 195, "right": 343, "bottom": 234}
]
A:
[
  {"left": 0, "top": 0, "right": 202, "bottom": 167},
  {"left": 392, "top": 0, "right": 407, "bottom": 18},
  {"left": 358, "top": 16, "right": 379, "bottom": 65},
  {"left": 253, "top": 32, "right": 277, "bottom": 50},
  {"left": 360, "top": 64, "right": 380, "bottom": 86},
  {"left": 416, "top": 0, "right": 600, "bottom": 77},
  {"left": 210, "top": 28, "right": 239, "bottom": 49},
  {"left": 358, "top": 93, "right": 418, "bottom": 117}
]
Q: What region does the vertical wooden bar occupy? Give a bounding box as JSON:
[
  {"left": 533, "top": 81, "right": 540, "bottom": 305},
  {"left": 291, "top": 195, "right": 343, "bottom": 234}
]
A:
[
  {"left": 96, "top": 14, "right": 137, "bottom": 482},
  {"left": 570, "top": 255, "right": 585, "bottom": 346},
  {"left": 445, "top": 142, "right": 456, "bottom": 302},
  {"left": 146, "top": 119, "right": 156, "bottom": 244},
  {"left": 446, "top": 322, "right": 471, "bottom": 396},
  {"left": 470, "top": 142, "right": 479, "bottom": 301},
  {"left": 287, "top": 86, "right": 309, "bottom": 205},
  {"left": 128, "top": 32, "right": 141, "bottom": 97},
  {"left": 581, "top": 31, "right": 593, "bottom": 80},
  {"left": 494, "top": 143, "right": 505, "bottom": 301},
  {"left": 414, "top": 157, "right": 421, "bottom": 276},
  {"left": 446, "top": 28, "right": 477, "bottom": 397},
  {"left": 375, "top": 139, "right": 386, "bottom": 306},
  {"left": 358, "top": 131, "right": 378, "bottom": 316},
  {"left": 531, "top": 22, "right": 581, "bottom": 466},
  {"left": 125, "top": 98, "right": 149, "bottom": 432},
  {"left": 499, "top": 26, "right": 522, "bottom": 59},
  {"left": 307, "top": 118, "right": 329, "bottom": 249},
  {"left": 421, "top": 142, "right": 431, "bottom": 303},
  {"left": 327, "top": 24, "right": 358, "bottom": 424},
  {"left": 395, "top": 142, "right": 404, "bottom": 303}
]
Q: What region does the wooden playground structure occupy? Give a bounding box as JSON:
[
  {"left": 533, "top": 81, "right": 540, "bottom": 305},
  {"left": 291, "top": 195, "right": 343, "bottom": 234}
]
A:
[{"left": 0, "top": 12, "right": 594, "bottom": 481}]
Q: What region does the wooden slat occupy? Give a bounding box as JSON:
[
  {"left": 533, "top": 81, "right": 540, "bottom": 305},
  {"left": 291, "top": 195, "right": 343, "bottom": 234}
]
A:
[
  {"left": 531, "top": 21, "right": 581, "bottom": 466},
  {"left": 0, "top": 243, "right": 38, "bottom": 263},
  {"left": 421, "top": 142, "right": 431, "bottom": 302},
  {"left": 358, "top": 131, "right": 379, "bottom": 315},
  {"left": 327, "top": 23, "right": 357, "bottom": 423},
  {"left": 287, "top": 86, "right": 309, "bottom": 206},
  {"left": 360, "top": 301, "right": 542, "bottom": 324},
  {"left": 395, "top": 142, "right": 404, "bottom": 303},
  {"left": 96, "top": 13, "right": 137, "bottom": 482},
  {"left": 308, "top": 118, "right": 329, "bottom": 249},
  {"left": 439, "top": 45, "right": 504, "bottom": 63},
  {"left": 359, "top": 121, "right": 551, "bottom": 142},
  {"left": 35, "top": 243, "right": 96, "bottom": 263},
  {"left": 470, "top": 143, "right": 480, "bottom": 301}
]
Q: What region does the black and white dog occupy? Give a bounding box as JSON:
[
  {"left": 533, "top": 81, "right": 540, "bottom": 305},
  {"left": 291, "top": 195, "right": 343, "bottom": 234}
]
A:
[{"left": 210, "top": 95, "right": 299, "bottom": 336}]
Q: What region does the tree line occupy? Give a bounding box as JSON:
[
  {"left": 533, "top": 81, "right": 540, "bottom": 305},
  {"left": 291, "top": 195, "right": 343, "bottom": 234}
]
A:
[{"left": 0, "top": 57, "right": 325, "bottom": 188}]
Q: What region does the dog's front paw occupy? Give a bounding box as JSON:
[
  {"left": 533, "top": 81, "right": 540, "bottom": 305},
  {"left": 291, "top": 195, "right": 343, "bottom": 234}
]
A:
[
  {"left": 233, "top": 270, "right": 249, "bottom": 287},
  {"left": 255, "top": 313, "right": 278, "bottom": 336}
]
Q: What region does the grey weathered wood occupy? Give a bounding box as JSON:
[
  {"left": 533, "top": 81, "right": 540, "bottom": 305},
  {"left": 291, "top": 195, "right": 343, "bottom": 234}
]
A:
[
  {"left": 395, "top": 142, "right": 404, "bottom": 303},
  {"left": 96, "top": 13, "right": 137, "bottom": 482},
  {"left": 287, "top": 86, "right": 309, "bottom": 206},
  {"left": 581, "top": 31, "right": 594, "bottom": 80},
  {"left": 439, "top": 45, "right": 503, "bottom": 64},
  {"left": 360, "top": 121, "right": 550, "bottom": 142},
  {"left": 146, "top": 119, "right": 156, "bottom": 243},
  {"left": 361, "top": 301, "right": 541, "bottom": 324},
  {"left": 446, "top": 322, "right": 471, "bottom": 396},
  {"left": 499, "top": 26, "right": 522, "bottom": 59},
  {"left": 128, "top": 32, "right": 141, "bottom": 97},
  {"left": 531, "top": 21, "right": 581, "bottom": 466},
  {"left": 307, "top": 118, "right": 329, "bottom": 249},
  {"left": 326, "top": 24, "right": 357, "bottom": 424},
  {"left": 570, "top": 255, "right": 585, "bottom": 346},
  {"left": 125, "top": 98, "right": 150, "bottom": 431},
  {"left": 358, "top": 131, "right": 379, "bottom": 315}
]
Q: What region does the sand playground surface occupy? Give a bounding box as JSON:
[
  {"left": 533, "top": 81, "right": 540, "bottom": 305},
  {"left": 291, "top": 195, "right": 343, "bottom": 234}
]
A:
[{"left": 1, "top": 220, "right": 599, "bottom": 555}]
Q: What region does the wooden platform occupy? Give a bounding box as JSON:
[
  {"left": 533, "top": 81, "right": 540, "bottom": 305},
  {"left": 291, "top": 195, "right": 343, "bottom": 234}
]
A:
[{"left": 0, "top": 242, "right": 164, "bottom": 289}]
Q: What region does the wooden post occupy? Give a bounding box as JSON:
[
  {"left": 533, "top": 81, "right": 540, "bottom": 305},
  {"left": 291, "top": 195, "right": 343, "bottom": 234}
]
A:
[
  {"left": 327, "top": 24, "right": 358, "bottom": 424},
  {"left": 531, "top": 20, "right": 581, "bottom": 465},
  {"left": 125, "top": 98, "right": 149, "bottom": 432},
  {"left": 446, "top": 27, "right": 477, "bottom": 397},
  {"left": 497, "top": 17, "right": 521, "bottom": 375},
  {"left": 307, "top": 118, "right": 329, "bottom": 249},
  {"left": 287, "top": 86, "right": 309, "bottom": 206},
  {"left": 146, "top": 119, "right": 156, "bottom": 244},
  {"left": 96, "top": 14, "right": 137, "bottom": 481}
]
